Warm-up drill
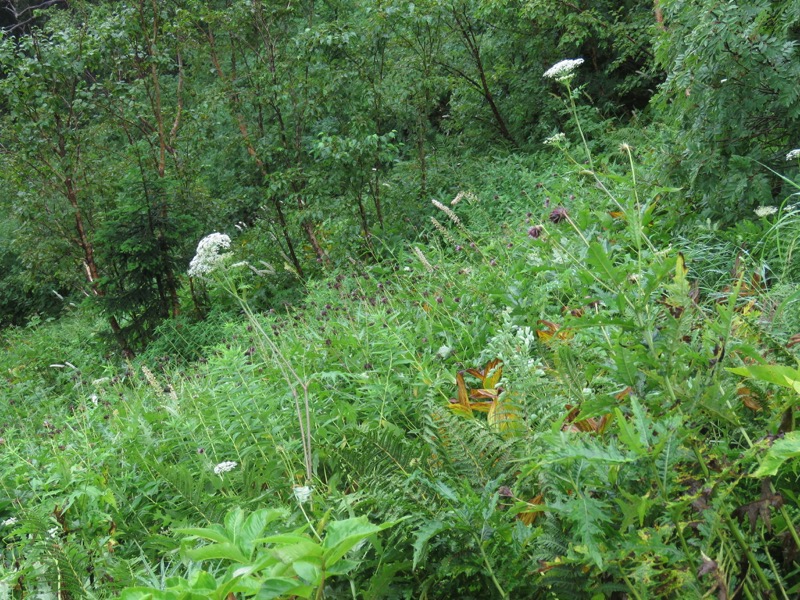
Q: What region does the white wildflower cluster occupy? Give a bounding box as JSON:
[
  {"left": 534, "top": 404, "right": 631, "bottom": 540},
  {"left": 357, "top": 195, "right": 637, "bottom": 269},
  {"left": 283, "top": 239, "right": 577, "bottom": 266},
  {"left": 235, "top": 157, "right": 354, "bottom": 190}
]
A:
[
  {"left": 543, "top": 58, "right": 584, "bottom": 82},
  {"left": 188, "top": 233, "right": 231, "bottom": 277},
  {"left": 293, "top": 485, "right": 313, "bottom": 504},
  {"left": 786, "top": 149, "right": 800, "bottom": 161},
  {"left": 514, "top": 326, "right": 537, "bottom": 351},
  {"left": 544, "top": 132, "right": 566, "bottom": 146},
  {"left": 754, "top": 206, "right": 778, "bottom": 218},
  {"left": 213, "top": 461, "right": 237, "bottom": 475},
  {"left": 482, "top": 309, "right": 544, "bottom": 373},
  {"left": 2, "top": 517, "right": 17, "bottom": 527}
]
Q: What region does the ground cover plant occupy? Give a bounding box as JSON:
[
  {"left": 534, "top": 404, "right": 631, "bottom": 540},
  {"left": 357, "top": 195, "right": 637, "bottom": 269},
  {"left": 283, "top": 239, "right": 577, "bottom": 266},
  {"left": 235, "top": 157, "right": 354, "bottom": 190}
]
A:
[
  {"left": 4, "top": 63, "right": 800, "bottom": 597},
  {"left": 2, "top": 2, "right": 800, "bottom": 598}
]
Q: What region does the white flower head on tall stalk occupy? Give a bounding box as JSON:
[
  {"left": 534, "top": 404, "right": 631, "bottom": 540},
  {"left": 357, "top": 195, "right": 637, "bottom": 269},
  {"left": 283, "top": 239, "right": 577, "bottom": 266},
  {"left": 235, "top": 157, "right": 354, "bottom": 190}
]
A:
[
  {"left": 544, "top": 132, "right": 566, "bottom": 146},
  {"left": 786, "top": 149, "right": 800, "bottom": 161},
  {"left": 543, "top": 58, "right": 584, "bottom": 83},
  {"left": 213, "top": 460, "right": 237, "bottom": 475},
  {"left": 293, "top": 485, "right": 313, "bottom": 504},
  {"left": 754, "top": 206, "right": 778, "bottom": 218},
  {"left": 188, "top": 233, "right": 232, "bottom": 277}
]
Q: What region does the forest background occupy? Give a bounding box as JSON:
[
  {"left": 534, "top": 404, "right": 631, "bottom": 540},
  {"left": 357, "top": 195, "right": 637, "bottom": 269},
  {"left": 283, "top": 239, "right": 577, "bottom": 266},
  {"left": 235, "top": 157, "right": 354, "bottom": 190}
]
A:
[{"left": 1, "top": 0, "right": 800, "bottom": 597}]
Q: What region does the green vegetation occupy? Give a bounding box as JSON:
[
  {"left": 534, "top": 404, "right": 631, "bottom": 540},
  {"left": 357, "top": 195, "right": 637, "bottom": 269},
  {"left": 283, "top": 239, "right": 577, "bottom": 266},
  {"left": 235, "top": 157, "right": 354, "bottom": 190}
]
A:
[{"left": 1, "top": 0, "right": 800, "bottom": 598}]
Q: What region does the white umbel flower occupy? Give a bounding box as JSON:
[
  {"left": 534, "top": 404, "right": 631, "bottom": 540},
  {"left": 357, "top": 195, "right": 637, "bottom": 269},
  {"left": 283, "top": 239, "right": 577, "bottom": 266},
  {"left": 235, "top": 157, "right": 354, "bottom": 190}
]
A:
[
  {"left": 786, "top": 149, "right": 800, "bottom": 161},
  {"left": 543, "top": 58, "right": 584, "bottom": 82},
  {"left": 213, "top": 461, "right": 238, "bottom": 475},
  {"left": 188, "top": 233, "right": 232, "bottom": 277},
  {"left": 544, "top": 132, "right": 566, "bottom": 146},
  {"left": 754, "top": 206, "right": 778, "bottom": 218},
  {"left": 293, "top": 485, "right": 313, "bottom": 503}
]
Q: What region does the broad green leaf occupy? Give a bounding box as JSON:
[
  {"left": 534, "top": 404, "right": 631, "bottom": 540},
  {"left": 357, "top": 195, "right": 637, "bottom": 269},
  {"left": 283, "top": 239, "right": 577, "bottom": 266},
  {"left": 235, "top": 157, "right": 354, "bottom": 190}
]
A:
[
  {"left": 238, "top": 508, "right": 287, "bottom": 557},
  {"left": 292, "top": 558, "right": 322, "bottom": 584},
  {"left": 728, "top": 364, "right": 800, "bottom": 390},
  {"left": 187, "top": 570, "right": 217, "bottom": 591},
  {"left": 753, "top": 432, "right": 800, "bottom": 477},
  {"left": 119, "top": 590, "right": 166, "bottom": 600},
  {"left": 184, "top": 541, "right": 249, "bottom": 564},
  {"left": 325, "top": 558, "right": 360, "bottom": 576},
  {"left": 265, "top": 537, "right": 323, "bottom": 564},
  {"left": 254, "top": 578, "right": 313, "bottom": 600},
  {"left": 412, "top": 520, "right": 447, "bottom": 570},
  {"left": 322, "top": 516, "right": 395, "bottom": 565},
  {"left": 174, "top": 526, "right": 229, "bottom": 545},
  {"left": 220, "top": 575, "right": 263, "bottom": 597},
  {"left": 224, "top": 509, "right": 246, "bottom": 538}
]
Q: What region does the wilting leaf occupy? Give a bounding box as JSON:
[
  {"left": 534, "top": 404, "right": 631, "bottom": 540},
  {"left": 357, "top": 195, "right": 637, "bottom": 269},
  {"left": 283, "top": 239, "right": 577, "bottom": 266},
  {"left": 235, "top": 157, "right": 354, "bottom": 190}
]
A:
[
  {"left": 734, "top": 479, "right": 783, "bottom": 531},
  {"left": 536, "top": 320, "right": 572, "bottom": 344},
  {"left": 516, "top": 494, "right": 544, "bottom": 526},
  {"left": 737, "top": 386, "right": 762, "bottom": 411},
  {"left": 562, "top": 405, "right": 612, "bottom": 434},
  {"left": 448, "top": 372, "right": 473, "bottom": 415},
  {"left": 488, "top": 398, "right": 522, "bottom": 435},
  {"left": 466, "top": 358, "right": 503, "bottom": 389}
]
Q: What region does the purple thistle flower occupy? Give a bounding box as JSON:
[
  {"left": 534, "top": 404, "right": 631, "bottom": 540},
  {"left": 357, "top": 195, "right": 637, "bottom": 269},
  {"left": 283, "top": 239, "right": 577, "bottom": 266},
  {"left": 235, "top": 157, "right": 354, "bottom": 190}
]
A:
[{"left": 549, "top": 206, "right": 569, "bottom": 224}]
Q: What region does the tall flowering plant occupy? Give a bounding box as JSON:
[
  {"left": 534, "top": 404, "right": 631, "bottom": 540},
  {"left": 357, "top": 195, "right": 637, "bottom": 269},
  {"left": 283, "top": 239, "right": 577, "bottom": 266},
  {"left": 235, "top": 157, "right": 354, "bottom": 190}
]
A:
[{"left": 188, "top": 233, "right": 314, "bottom": 494}]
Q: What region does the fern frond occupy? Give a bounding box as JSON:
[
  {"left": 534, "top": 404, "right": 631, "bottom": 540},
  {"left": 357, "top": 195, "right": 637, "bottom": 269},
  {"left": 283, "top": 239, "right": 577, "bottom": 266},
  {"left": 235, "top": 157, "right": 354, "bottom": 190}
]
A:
[
  {"left": 329, "top": 424, "right": 427, "bottom": 488},
  {"left": 425, "top": 407, "right": 517, "bottom": 487}
]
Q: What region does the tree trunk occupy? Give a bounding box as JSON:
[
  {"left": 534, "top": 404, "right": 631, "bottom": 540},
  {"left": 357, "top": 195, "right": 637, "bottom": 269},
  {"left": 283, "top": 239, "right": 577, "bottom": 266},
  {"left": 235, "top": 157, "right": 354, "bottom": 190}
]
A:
[
  {"left": 65, "top": 176, "right": 134, "bottom": 357},
  {"left": 204, "top": 27, "right": 305, "bottom": 277}
]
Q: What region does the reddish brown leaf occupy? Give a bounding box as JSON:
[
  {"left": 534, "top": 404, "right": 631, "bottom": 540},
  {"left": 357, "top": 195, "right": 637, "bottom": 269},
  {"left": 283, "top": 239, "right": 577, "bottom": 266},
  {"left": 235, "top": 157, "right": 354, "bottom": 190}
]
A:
[
  {"left": 737, "top": 386, "right": 762, "bottom": 412},
  {"left": 517, "top": 493, "right": 544, "bottom": 526}
]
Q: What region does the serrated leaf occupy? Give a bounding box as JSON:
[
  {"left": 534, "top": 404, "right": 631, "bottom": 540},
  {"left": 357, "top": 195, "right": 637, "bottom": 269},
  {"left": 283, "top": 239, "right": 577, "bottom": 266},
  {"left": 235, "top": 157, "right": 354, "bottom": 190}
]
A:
[
  {"left": 614, "top": 408, "right": 646, "bottom": 456},
  {"left": 412, "top": 520, "right": 447, "bottom": 569},
  {"left": 753, "top": 431, "right": 800, "bottom": 477},
  {"left": 586, "top": 242, "right": 622, "bottom": 286}
]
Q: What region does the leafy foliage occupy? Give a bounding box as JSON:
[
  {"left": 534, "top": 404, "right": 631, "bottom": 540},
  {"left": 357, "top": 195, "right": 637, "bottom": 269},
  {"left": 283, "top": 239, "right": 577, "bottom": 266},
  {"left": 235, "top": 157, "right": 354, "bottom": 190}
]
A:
[{"left": 3, "top": 1, "right": 800, "bottom": 598}]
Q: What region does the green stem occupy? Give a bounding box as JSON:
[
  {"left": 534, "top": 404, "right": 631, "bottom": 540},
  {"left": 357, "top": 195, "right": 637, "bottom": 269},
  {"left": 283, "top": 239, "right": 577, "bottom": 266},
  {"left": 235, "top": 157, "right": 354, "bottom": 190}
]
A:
[
  {"left": 622, "top": 574, "right": 644, "bottom": 600},
  {"left": 473, "top": 532, "right": 507, "bottom": 599},
  {"left": 742, "top": 581, "right": 756, "bottom": 600},
  {"left": 760, "top": 527, "right": 789, "bottom": 599},
  {"left": 315, "top": 566, "right": 326, "bottom": 600},
  {"left": 723, "top": 513, "right": 775, "bottom": 597},
  {"left": 566, "top": 81, "right": 594, "bottom": 173}
]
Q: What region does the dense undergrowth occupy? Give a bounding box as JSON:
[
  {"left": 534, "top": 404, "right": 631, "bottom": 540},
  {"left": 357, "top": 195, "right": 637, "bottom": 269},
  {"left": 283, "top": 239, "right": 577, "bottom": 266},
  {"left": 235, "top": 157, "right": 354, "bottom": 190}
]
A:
[
  {"left": 3, "top": 101, "right": 800, "bottom": 598},
  {"left": 1, "top": 0, "right": 800, "bottom": 595}
]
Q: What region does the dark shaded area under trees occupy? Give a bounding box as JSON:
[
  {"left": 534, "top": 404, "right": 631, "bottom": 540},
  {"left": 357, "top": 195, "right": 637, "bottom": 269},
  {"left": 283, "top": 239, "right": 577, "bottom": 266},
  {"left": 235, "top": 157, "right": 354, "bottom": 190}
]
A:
[{"left": 0, "top": 0, "right": 797, "bottom": 351}]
